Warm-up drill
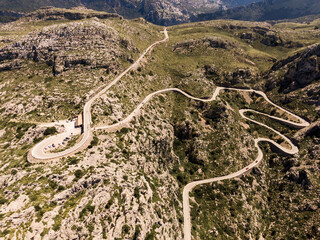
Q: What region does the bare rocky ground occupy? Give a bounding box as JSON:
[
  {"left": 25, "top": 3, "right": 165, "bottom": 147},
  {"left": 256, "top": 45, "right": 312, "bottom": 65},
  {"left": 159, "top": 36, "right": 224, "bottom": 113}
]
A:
[
  {"left": 0, "top": 7, "right": 178, "bottom": 240},
  {"left": 0, "top": 7, "right": 319, "bottom": 240}
]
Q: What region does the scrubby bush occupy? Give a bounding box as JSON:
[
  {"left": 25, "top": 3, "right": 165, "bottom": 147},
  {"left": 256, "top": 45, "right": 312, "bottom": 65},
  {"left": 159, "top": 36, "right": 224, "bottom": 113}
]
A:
[
  {"left": 134, "top": 187, "right": 140, "bottom": 199},
  {"left": 122, "top": 224, "right": 130, "bottom": 235},
  {"left": 79, "top": 202, "right": 95, "bottom": 220},
  {"left": 44, "top": 127, "right": 57, "bottom": 136},
  {"left": 67, "top": 157, "right": 79, "bottom": 165},
  {"left": 105, "top": 198, "right": 114, "bottom": 209},
  {"left": 0, "top": 198, "right": 8, "bottom": 205},
  {"left": 88, "top": 136, "right": 99, "bottom": 149},
  {"left": 57, "top": 185, "right": 65, "bottom": 191},
  {"left": 120, "top": 128, "right": 129, "bottom": 135},
  {"left": 48, "top": 180, "right": 58, "bottom": 189},
  {"left": 74, "top": 169, "right": 84, "bottom": 180},
  {"left": 133, "top": 225, "right": 141, "bottom": 240},
  {"left": 44, "top": 77, "right": 53, "bottom": 83}
]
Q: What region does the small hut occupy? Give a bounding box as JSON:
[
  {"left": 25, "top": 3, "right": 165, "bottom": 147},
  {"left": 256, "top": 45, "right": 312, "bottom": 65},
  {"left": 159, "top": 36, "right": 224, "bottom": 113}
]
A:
[{"left": 75, "top": 113, "right": 83, "bottom": 128}]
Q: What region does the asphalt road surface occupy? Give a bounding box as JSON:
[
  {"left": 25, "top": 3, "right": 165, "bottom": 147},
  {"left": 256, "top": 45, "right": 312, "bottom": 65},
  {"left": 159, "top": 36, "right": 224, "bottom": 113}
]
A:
[
  {"left": 28, "top": 29, "right": 311, "bottom": 240},
  {"left": 30, "top": 29, "right": 169, "bottom": 162}
]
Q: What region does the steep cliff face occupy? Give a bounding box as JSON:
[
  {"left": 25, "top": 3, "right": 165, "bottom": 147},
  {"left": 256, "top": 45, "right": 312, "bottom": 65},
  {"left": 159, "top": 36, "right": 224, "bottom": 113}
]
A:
[
  {"left": 265, "top": 43, "right": 320, "bottom": 118},
  {"left": 269, "top": 44, "right": 320, "bottom": 93}
]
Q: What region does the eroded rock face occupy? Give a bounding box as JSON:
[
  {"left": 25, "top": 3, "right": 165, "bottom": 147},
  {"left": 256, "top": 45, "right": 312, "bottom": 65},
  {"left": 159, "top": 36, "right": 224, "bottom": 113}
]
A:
[
  {"left": 265, "top": 44, "right": 320, "bottom": 116},
  {"left": 25, "top": 6, "right": 122, "bottom": 22},
  {"left": 282, "top": 58, "right": 320, "bottom": 92},
  {"left": 143, "top": 0, "right": 191, "bottom": 26},
  {"left": 260, "top": 31, "right": 283, "bottom": 47},
  {"left": 223, "top": 68, "right": 257, "bottom": 85},
  {"left": 238, "top": 27, "right": 303, "bottom": 48},
  {"left": 202, "top": 102, "right": 227, "bottom": 122},
  {"left": 0, "top": 60, "right": 21, "bottom": 71},
  {"left": 294, "top": 120, "right": 320, "bottom": 141},
  {"left": 269, "top": 43, "right": 320, "bottom": 93},
  {"left": 173, "top": 37, "right": 234, "bottom": 53},
  {"left": 239, "top": 32, "right": 257, "bottom": 42},
  {"left": 0, "top": 19, "right": 137, "bottom": 75},
  {"left": 174, "top": 121, "right": 194, "bottom": 140},
  {"left": 285, "top": 170, "right": 312, "bottom": 189}
]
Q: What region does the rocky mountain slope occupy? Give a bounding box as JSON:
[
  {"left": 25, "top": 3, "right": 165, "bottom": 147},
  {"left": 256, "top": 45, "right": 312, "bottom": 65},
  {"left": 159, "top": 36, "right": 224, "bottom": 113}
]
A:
[
  {"left": 1, "top": 0, "right": 320, "bottom": 25},
  {"left": 0, "top": 0, "right": 258, "bottom": 25},
  {"left": 196, "top": 0, "right": 320, "bottom": 22},
  {"left": 0, "top": 7, "right": 319, "bottom": 240}
]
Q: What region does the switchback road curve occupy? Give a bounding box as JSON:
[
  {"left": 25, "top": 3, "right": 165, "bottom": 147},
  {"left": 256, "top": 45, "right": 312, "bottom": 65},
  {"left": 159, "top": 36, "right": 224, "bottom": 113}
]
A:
[
  {"left": 182, "top": 87, "right": 309, "bottom": 240},
  {"left": 28, "top": 29, "right": 310, "bottom": 240},
  {"left": 29, "top": 28, "right": 169, "bottom": 162},
  {"left": 92, "top": 86, "right": 309, "bottom": 240}
]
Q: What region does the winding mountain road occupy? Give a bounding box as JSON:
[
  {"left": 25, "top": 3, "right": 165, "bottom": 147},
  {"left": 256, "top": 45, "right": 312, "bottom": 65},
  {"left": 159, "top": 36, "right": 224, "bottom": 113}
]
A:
[
  {"left": 94, "top": 86, "right": 309, "bottom": 240},
  {"left": 29, "top": 28, "right": 169, "bottom": 162},
  {"left": 28, "top": 28, "right": 311, "bottom": 240},
  {"left": 182, "top": 87, "right": 309, "bottom": 240}
]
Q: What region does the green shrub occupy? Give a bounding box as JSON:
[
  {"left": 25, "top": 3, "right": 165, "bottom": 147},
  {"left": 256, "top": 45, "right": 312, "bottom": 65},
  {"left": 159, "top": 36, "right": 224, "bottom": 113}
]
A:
[
  {"left": 177, "top": 173, "right": 187, "bottom": 185},
  {"left": 105, "top": 198, "right": 114, "bottom": 209},
  {"left": 16, "top": 124, "right": 31, "bottom": 139},
  {"left": 67, "top": 157, "right": 79, "bottom": 165},
  {"left": 133, "top": 225, "right": 141, "bottom": 240},
  {"left": 134, "top": 187, "right": 140, "bottom": 199},
  {"left": 34, "top": 205, "right": 41, "bottom": 211},
  {"left": 122, "top": 225, "right": 130, "bottom": 235},
  {"left": 29, "top": 194, "right": 38, "bottom": 201},
  {"left": 120, "top": 128, "right": 129, "bottom": 134},
  {"left": 44, "top": 127, "right": 57, "bottom": 136},
  {"left": 57, "top": 185, "right": 65, "bottom": 191},
  {"left": 74, "top": 169, "right": 84, "bottom": 180},
  {"left": 48, "top": 180, "right": 58, "bottom": 189},
  {"left": 0, "top": 198, "right": 8, "bottom": 205},
  {"left": 88, "top": 223, "right": 94, "bottom": 233},
  {"left": 40, "top": 228, "right": 49, "bottom": 237},
  {"left": 145, "top": 231, "right": 156, "bottom": 240},
  {"left": 88, "top": 136, "right": 99, "bottom": 149},
  {"left": 44, "top": 77, "right": 53, "bottom": 83},
  {"left": 79, "top": 202, "right": 95, "bottom": 220},
  {"left": 33, "top": 137, "right": 44, "bottom": 144}
]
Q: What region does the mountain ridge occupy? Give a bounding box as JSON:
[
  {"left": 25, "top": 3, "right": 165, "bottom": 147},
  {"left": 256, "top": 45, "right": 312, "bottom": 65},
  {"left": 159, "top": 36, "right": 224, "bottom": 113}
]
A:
[
  {"left": 0, "top": 6, "right": 319, "bottom": 239},
  {"left": 1, "top": 0, "right": 320, "bottom": 25},
  {"left": 196, "top": 0, "right": 320, "bottom": 22},
  {"left": 0, "top": 0, "right": 256, "bottom": 25}
]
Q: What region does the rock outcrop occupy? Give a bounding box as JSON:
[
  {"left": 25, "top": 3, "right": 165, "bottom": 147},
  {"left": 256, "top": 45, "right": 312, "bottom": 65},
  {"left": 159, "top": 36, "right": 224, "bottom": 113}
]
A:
[
  {"left": 25, "top": 6, "right": 122, "bottom": 22},
  {"left": 173, "top": 37, "right": 235, "bottom": 53},
  {"left": 0, "top": 19, "right": 137, "bottom": 75},
  {"left": 238, "top": 26, "right": 303, "bottom": 48},
  {"left": 267, "top": 43, "right": 320, "bottom": 93},
  {"left": 265, "top": 43, "right": 320, "bottom": 118},
  {"left": 294, "top": 120, "right": 320, "bottom": 141},
  {"left": 284, "top": 169, "right": 312, "bottom": 189}
]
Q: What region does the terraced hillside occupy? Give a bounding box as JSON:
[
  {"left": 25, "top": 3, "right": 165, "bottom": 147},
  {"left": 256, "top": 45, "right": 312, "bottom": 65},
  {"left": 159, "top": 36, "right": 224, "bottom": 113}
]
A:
[{"left": 0, "top": 7, "right": 319, "bottom": 240}]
